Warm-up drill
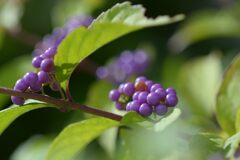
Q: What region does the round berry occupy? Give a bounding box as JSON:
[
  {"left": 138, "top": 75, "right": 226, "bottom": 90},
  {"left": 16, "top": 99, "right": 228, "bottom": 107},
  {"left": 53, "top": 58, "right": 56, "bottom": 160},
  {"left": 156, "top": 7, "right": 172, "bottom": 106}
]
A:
[
  {"left": 14, "top": 79, "right": 28, "bottom": 91},
  {"left": 109, "top": 89, "right": 120, "bottom": 101},
  {"left": 147, "top": 92, "right": 160, "bottom": 105},
  {"left": 41, "top": 58, "right": 54, "bottom": 72},
  {"left": 135, "top": 76, "right": 147, "bottom": 82},
  {"left": 138, "top": 91, "right": 148, "bottom": 103},
  {"left": 32, "top": 56, "right": 43, "bottom": 68},
  {"left": 11, "top": 96, "right": 25, "bottom": 105},
  {"left": 123, "top": 82, "right": 135, "bottom": 96},
  {"left": 126, "top": 102, "right": 131, "bottom": 111},
  {"left": 155, "top": 88, "right": 167, "bottom": 99},
  {"left": 150, "top": 84, "right": 162, "bottom": 92},
  {"left": 118, "top": 83, "right": 125, "bottom": 93},
  {"left": 42, "top": 47, "right": 57, "bottom": 58},
  {"left": 155, "top": 104, "right": 168, "bottom": 115},
  {"left": 30, "top": 81, "right": 42, "bottom": 92},
  {"left": 145, "top": 80, "right": 154, "bottom": 92},
  {"left": 23, "top": 72, "right": 38, "bottom": 86},
  {"left": 135, "top": 81, "right": 147, "bottom": 92},
  {"left": 129, "top": 100, "right": 140, "bottom": 112},
  {"left": 166, "top": 87, "right": 176, "bottom": 94},
  {"left": 38, "top": 71, "right": 49, "bottom": 83},
  {"left": 115, "top": 102, "right": 124, "bottom": 110},
  {"left": 132, "top": 91, "right": 140, "bottom": 100},
  {"left": 166, "top": 94, "right": 178, "bottom": 107},
  {"left": 139, "top": 103, "right": 152, "bottom": 116}
]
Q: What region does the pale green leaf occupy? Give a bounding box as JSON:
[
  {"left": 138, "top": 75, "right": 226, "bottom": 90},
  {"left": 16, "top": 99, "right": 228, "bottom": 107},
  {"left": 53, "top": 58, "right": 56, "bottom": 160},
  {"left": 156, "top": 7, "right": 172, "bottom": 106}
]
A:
[
  {"left": 169, "top": 9, "right": 240, "bottom": 52},
  {"left": 179, "top": 53, "right": 221, "bottom": 117},
  {"left": 224, "top": 132, "right": 240, "bottom": 159},
  {"left": 216, "top": 54, "right": 240, "bottom": 135},
  {"left": 55, "top": 2, "right": 184, "bottom": 87},
  {"left": 154, "top": 108, "right": 181, "bottom": 132},
  {"left": 46, "top": 117, "right": 119, "bottom": 160},
  {"left": 121, "top": 111, "right": 145, "bottom": 124},
  {"left": 0, "top": 101, "right": 52, "bottom": 135},
  {"left": 10, "top": 135, "right": 53, "bottom": 160}
]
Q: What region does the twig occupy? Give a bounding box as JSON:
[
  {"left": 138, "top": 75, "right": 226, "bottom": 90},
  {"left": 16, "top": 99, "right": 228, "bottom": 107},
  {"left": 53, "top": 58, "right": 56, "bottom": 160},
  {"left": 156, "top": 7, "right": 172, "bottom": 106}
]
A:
[{"left": 0, "top": 87, "right": 122, "bottom": 121}]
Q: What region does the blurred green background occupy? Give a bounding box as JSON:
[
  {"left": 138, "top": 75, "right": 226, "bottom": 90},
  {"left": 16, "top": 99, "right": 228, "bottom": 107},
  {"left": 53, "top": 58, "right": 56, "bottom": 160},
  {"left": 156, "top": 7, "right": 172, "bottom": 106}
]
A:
[{"left": 0, "top": 0, "right": 240, "bottom": 159}]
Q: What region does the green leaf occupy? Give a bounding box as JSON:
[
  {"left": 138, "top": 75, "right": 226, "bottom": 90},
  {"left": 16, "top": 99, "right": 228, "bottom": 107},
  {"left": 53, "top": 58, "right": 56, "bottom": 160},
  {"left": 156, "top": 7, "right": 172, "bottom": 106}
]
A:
[
  {"left": 216, "top": 55, "right": 240, "bottom": 135},
  {"left": 55, "top": 2, "right": 184, "bottom": 87},
  {"left": 0, "top": 55, "right": 33, "bottom": 107},
  {"left": 121, "top": 111, "right": 145, "bottom": 124},
  {"left": 224, "top": 132, "right": 240, "bottom": 159},
  {"left": 179, "top": 53, "right": 221, "bottom": 117},
  {"left": 235, "top": 109, "right": 240, "bottom": 132},
  {"left": 0, "top": 101, "right": 51, "bottom": 135},
  {"left": 10, "top": 135, "right": 53, "bottom": 160},
  {"left": 169, "top": 9, "right": 240, "bottom": 52},
  {"left": 154, "top": 108, "right": 181, "bottom": 132},
  {"left": 46, "top": 117, "right": 119, "bottom": 160}
]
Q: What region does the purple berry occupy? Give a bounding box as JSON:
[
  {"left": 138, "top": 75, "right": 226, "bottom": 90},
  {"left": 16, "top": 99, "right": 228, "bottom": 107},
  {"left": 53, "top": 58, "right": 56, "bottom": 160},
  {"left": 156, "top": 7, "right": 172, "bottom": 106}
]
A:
[
  {"left": 129, "top": 100, "right": 140, "bottom": 112},
  {"left": 14, "top": 79, "right": 28, "bottom": 91},
  {"left": 109, "top": 89, "right": 120, "bottom": 101},
  {"left": 135, "top": 76, "right": 147, "bottom": 83},
  {"left": 150, "top": 84, "right": 162, "bottom": 92},
  {"left": 123, "top": 82, "right": 135, "bottom": 96},
  {"left": 155, "top": 104, "right": 168, "bottom": 115},
  {"left": 32, "top": 56, "right": 43, "bottom": 68},
  {"left": 139, "top": 103, "right": 152, "bottom": 116},
  {"left": 132, "top": 91, "right": 140, "bottom": 100},
  {"left": 11, "top": 96, "right": 25, "bottom": 105},
  {"left": 147, "top": 92, "right": 160, "bottom": 105},
  {"left": 126, "top": 102, "right": 132, "bottom": 111},
  {"left": 115, "top": 102, "right": 124, "bottom": 110},
  {"left": 145, "top": 80, "right": 154, "bottom": 92},
  {"left": 42, "top": 47, "right": 57, "bottom": 58},
  {"left": 118, "top": 83, "right": 125, "bottom": 93},
  {"left": 155, "top": 88, "right": 167, "bottom": 99},
  {"left": 38, "top": 71, "right": 49, "bottom": 83},
  {"left": 30, "top": 81, "right": 42, "bottom": 92},
  {"left": 40, "top": 58, "right": 54, "bottom": 72},
  {"left": 166, "top": 87, "right": 176, "bottom": 95},
  {"left": 166, "top": 94, "right": 178, "bottom": 107},
  {"left": 138, "top": 91, "right": 148, "bottom": 103},
  {"left": 23, "top": 72, "right": 38, "bottom": 86}
]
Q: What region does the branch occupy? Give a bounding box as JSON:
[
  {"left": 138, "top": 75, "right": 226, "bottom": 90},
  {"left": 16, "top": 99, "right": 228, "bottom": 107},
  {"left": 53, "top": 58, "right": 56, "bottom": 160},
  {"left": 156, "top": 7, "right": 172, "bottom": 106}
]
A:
[{"left": 0, "top": 87, "right": 122, "bottom": 121}]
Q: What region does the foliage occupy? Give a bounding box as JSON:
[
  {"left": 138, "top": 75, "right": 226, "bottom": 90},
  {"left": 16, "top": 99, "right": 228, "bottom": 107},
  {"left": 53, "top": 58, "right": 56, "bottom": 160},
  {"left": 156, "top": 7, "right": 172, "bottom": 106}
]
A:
[{"left": 0, "top": 1, "right": 240, "bottom": 160}]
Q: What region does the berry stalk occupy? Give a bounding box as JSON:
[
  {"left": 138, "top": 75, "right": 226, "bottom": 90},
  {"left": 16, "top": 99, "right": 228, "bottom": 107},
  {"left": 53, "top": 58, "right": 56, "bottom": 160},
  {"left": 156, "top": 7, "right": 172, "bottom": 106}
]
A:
[{"left": 0, "top": 87, "right": 122, "bottom": 121}]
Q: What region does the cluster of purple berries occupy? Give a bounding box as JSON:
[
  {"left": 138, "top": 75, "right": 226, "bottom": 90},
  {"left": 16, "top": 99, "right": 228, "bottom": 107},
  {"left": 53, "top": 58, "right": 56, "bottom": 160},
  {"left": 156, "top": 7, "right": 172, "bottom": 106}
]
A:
[
  {"left": 109, "top": 76, "right": 178, "bottom": 117},
  {"left": 11, "top": 15, "right": 93, "bottom": 105},
  {"left": 96, "top": 50, "right": 150, "bottom": 84}
]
